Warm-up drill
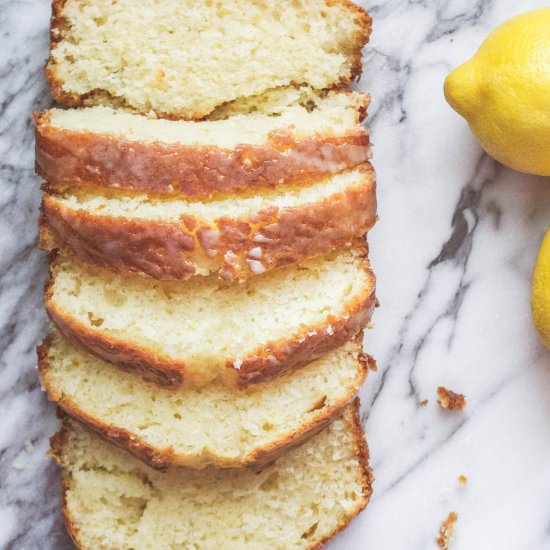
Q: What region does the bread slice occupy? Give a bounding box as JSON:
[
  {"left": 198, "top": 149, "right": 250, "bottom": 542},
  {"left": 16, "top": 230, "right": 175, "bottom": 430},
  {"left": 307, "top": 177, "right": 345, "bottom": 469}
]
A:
[
  {"left": 39, "top": 332, "right": 374, "bottom": 469},
  {"left": 34, "top": 89, "right": 370, "bottom": 197},
  {"left": 51, "top": 402, "right": 372, "bottom": 550},
  {"left": 40, "top": 164, "right": 376, "bottom": 281},
  {"left": 46, "top": 0, "right": 371, "bottom": 119},
  {"left": 44, "top": 248, "right": 376, "bottom": 389}
]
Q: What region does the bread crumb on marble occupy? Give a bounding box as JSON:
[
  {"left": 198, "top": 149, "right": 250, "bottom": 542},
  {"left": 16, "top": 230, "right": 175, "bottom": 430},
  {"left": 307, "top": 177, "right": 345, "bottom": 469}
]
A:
[
  {"left": 436, "top": 511, "right": 458, "bottom": 549},
  {"left": 437, "top": 387, "right": 466, "bottom": 411}
]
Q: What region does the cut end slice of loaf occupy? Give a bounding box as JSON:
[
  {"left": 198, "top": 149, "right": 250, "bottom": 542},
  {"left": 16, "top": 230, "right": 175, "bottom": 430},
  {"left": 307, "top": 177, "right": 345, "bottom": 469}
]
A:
[
  {"left": 39, "top": 332, "right": 374, "bottom": 469},
  {"left": 34, "top": 90, "right": 370, "bottom": 197},
  {"left": 44, "top": 248, "right": 376, "bottom": 389},
  {"left": 40, "top": 164, "right": 377, "bottom": 281},
  {"left": 47, "top": 0, "right": 371, "bottom": 118},
  {"left": 51, "top": 402, "right": 372, "bottom": 550}
]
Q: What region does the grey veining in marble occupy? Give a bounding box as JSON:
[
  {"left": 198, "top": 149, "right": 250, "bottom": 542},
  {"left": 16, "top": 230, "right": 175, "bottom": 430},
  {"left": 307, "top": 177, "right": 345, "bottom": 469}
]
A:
[
  {"left": 1, "top": 1, "right": 550, "bottom": 549},
  {"left": 1, "top": 2, "right": 73, "bottom": 549}
]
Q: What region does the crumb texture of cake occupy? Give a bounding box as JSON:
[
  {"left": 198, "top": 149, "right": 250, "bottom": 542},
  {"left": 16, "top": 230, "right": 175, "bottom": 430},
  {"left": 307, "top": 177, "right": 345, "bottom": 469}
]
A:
[
  {"left": 45, "top": 249, "right": 376, "bottom": 388},
  {"left": 46, "top": 0, "right": 371, "bottom": 118},
  {"left": 51, "top": 403, "right": 372, "bottom": 550},
  {"left": 34, "top": 90, "right": 371, "bottom": 196},
  {"left": 39, "top": 333, "right": 368, "bottom": 469},
  {"left": 437, "top": 386, "right": 466, "bottom": 411},
  {"left": 40, "top": 164, "right": 376, "bottom": 281}
]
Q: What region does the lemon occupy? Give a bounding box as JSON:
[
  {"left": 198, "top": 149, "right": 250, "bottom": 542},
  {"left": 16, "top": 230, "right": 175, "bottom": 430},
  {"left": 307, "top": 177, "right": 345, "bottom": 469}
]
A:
[
  {"left": 444, "top": 8, "right": 550, "bottom": 176},
  {"left": 532, "top": 229, "right": 550, "bottom": 348}
]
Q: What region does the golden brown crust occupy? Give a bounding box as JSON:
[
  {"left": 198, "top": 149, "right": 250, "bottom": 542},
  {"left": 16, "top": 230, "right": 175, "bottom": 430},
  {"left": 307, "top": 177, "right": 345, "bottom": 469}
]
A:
[
  {"left": 45, "top": 1, "right": 372, "bottom": 119},
  {"left": 38, "top": 335, "right": 369, "bottom": 470},
  {"left": 45, "top": 0, "right": 72, "bottom": 108},
  {"left": 358, "top": 351, "right": 377, "bottom": 372},
  {"left": 49, "top": 425, "right": 85, "bottom": 550},
  {"left": 40, "top": 164, "right": 377, "bottom": 281},
  {"left": 308, "top": 398, "right": 374, "bottom": 550},
  {"left": 43, "top": 252, "right": 377, "bottom": 389},
  {"left": 326, "top": 0, "right": 372, "bottom": 86},
  {"left": 62, "top": 488, "right": 83, "bottom": 550},
  {"left": 35, "top": 110, "right": 370, "bottom": 198},
  {"left": 52, "top": 399, "right": 373, "bottom": 550}
]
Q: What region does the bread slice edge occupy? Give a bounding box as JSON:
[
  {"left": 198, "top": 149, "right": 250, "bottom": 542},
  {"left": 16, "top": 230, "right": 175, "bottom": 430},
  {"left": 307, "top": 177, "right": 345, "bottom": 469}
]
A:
[
  {"left": 34, "top": 116, "right": 370, "bottom": 198},
  {"left": 40, "top": 164, "right": 377, "bottom": 281},
  {"left": 49, "top": 398, "right": 374, "bottom": 550},
  {"left": 44, "top": 250, "right": 376, "bottom": 389},
  {"left": 38, "top": 333, "right": 374, "bottom": 469},
  {"left": 45, "top": 1, "right": 372, "bottom": 119}
]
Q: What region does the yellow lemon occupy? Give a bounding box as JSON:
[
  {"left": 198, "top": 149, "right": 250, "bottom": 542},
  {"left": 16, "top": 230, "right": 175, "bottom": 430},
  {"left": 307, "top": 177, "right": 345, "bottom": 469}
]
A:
[
  {"left": 444, "top": 8, "right": 550, "bottom": 176},
  {"left": 532, "top": 229, "right": 550, "bottom": 348}
]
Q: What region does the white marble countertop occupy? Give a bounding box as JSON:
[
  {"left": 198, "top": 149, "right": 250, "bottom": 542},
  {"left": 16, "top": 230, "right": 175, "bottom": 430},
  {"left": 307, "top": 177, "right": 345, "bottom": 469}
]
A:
[{"left": 2, "top": 1, "right": 550, "bottom": 549}]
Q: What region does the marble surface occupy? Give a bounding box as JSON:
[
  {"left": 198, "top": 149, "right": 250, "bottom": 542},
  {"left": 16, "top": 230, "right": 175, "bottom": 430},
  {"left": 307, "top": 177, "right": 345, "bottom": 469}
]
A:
[{"left": 1, "top": 0, "right": 550, "bottom": 548}]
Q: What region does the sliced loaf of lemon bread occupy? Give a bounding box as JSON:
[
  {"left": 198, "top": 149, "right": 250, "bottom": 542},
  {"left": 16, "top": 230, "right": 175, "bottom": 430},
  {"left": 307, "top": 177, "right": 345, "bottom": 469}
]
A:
[
  {"left": 39, "top": 332, "right": 373, "bottom": 469},
  {"left": 35, "top": 90, "right": 370, "bottom": 197},
  {"left": 40, "top": 164, "right": 376, "bottom": 281},
  {"left": 51, "top": 402, "right": 372, "bottom": 550},
  {"left": 46, "top": 0, "right": 371, "bottom": 118},
  {"left": 45, "top": 248, "right": 376, "bottom": 389}
]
